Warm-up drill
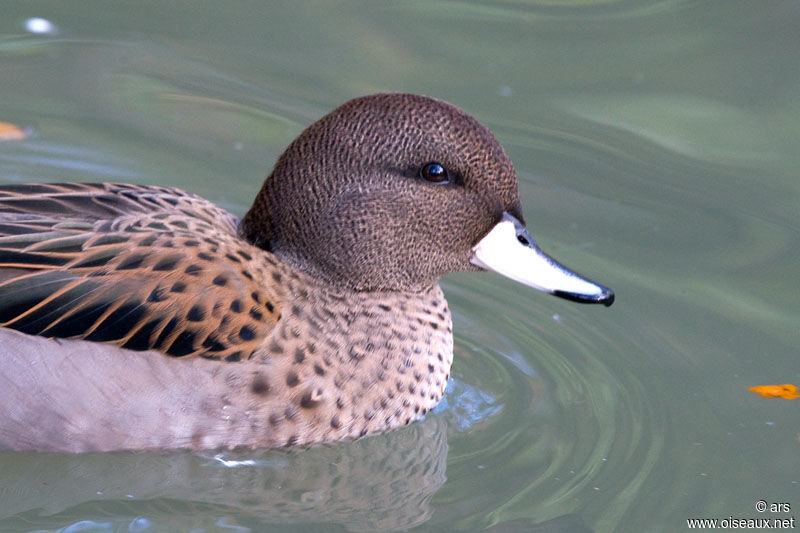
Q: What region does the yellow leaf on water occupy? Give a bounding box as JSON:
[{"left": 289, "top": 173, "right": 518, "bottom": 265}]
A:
[{"left": 749, "top": 384, "right": 800, "bottom": 400}]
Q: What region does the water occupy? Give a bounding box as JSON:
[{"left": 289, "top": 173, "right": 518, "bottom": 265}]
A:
[{"left": 1, "top": 1, "right": 798, "bottom": 531}]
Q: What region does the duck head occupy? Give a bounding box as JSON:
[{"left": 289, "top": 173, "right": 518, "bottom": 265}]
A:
[{"left": 240, "top": 93, "right": 613, "bottom": 305}]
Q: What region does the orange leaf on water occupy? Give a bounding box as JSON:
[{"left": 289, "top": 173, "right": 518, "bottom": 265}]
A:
[
  {"left": 0, "top": 121, "right": 28, "bottom": 141},
  {"left": 749, "top": 384, "right": 800, "bottom": 400}
]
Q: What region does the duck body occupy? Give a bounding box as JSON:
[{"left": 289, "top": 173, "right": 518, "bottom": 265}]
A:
[
  {"left": 0, "top": 183, "right": 451, "bottom": 452},
  {"left": 0, "top": 94, "right": 612, "bottom": 452},
  {"left": 0, "top": 281, "right": 451, "bottom": 453}
]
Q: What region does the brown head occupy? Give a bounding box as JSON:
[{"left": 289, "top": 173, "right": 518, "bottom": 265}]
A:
[
  {"left": 240, "top": 93, "right": 522, "bottom": 292},
  {"left": 241, "top": 93, "right": 613, "bottom": 304}
]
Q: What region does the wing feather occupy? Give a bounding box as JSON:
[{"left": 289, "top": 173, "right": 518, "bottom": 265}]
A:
[{"left": 0, "top": 183, "right": 278, "bottom": 361}]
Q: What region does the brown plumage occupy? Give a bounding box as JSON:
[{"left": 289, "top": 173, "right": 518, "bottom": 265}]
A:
[{"left": 0, "top": 93, "right": 613, "bottom": 452}]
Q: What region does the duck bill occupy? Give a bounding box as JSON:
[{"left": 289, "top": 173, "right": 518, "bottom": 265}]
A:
[{"left": 471, "top": 213, "right": 614, "bottom": 306}]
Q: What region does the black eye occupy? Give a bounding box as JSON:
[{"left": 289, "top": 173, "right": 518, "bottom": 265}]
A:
[{"left": 419, "top": 162, "right": 450, "bottom": 184}]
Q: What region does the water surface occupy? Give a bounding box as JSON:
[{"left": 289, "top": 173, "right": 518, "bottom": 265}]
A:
[{"left": 1, "top": 1, "right": 798, "bottom": 531}]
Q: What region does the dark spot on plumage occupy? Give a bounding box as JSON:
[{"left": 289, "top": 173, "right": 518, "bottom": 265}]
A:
[
  {"left": 184, "top": 264, "right": 202, "bottom": 276},
  {"left": 70, "top": 252, "right": 114, "bottom": 269},
  {"left": 212, "top": 274, "right": 228, "bottom": 286},
  {"left": 147, "top": 222, "right": 167, "bottom": 231},
  {"left": 154, "top": 317, "right": 179, "bottom": 347},
  {"left": 230, "top": 299, "right": 243, "bottom": 313},
  {"left": 409, "top": 383, "right": 416, "bottom": 394},
  {"left": 268, "top": 413, "right": 281, "bottom": 427},
  {"left": 286, "top": 372, "right": 299, "bottom": 387},
  {"left": 121, "top": 319, "right": 162, "bottom": 351},
  {"left": 269, "top": 340, "right": 282, "bottom": 353},
  {"left": 239, "top": 325, "right": 256, "bottom": 341},
  {"left": 90, "top": 234, "right": 128, "bottom": 247},
  {"left": 313, "top": 364, "right": 325, "bottom": 376},
  {"left": 241, "top": 270, "right": 254, "bottom": 280},
  {"left": 437, "top": 353, "right": 443, "bottom": 362},
  {"left": 138, "top": 235, "right": 157, "bottom": 247},
  {"left": 428, "top": 364, "right": 434, "bottom": 373},
  {"left": 80, "top": 299, "right": 145, "bottom": 343},
  {"left": 405, "top": 417, "right": 412, "bottom": 425},
  {"left": 348, "top": 345, "right": 365, "bottom": 362},
  {"left": 430, "top": 321, "right": 439, "bottom": 330},
  {"left": 224, "top": 252, "right": 241, "bottom": 264},
  {"left": 306, "top": 342, "right": 317, "bottom": 354},
  {"left": 360, "top": 427, "right": 368, "bottom": 437},
  {"left": 251, "top": 376, "right": 270, "bottom": 396},
  {"left": 152, "top": 255, "right": 181, "bottom": 271},
  {"left": 224, "top": 351, "right": 242, "bottom": 362},
  {"left": 183, "top": 240, "right": 199, "bottom": 247},
  {"left": 115, "top": 253, "right": 147, "bottom": 270},
  {"left": 170, "top": 281, "right": 187, "bottom": 293},
  {"left": 249, "top": 307, "right": 263, "bottom": 321},
  {"left": 379, "top": 398, "right": 388, "bottom": 409},
  {"left": 333, "top": 375, "right": 345, "bottom": 389},
  {"left": 265, "top": 301, "right": 275, "bottom": 313},
  {"left": 284, "top": 406, "right": 298, "bottom": 420},
  {"left": 336, "top": 397, "right": 345, "bottom": 409},
  {"left": 201, "top": 335, "right": 226, "bottom": 352},
  {"left": 197, "top": 252, "right": 213, "bottom": 261},
  {"left": 161, "top": 240, "right": 175, "bottom": 248},
  {"left": 147, "top": 286, "right": 168, "bottom": 303},
  {"left": 187, "top": 305, "right": 205, "bottom": 322},
  {"left": 163, "top": 197, "right": 178, "bottom": 206},
  {"left": 330, "top": 415, "right": 341, "bottom": 429},
  {"left": 235, "top": 249, "right": 252, "bottom": 261},
  {"left": 294, "top": 348, "right": 305, "bottom": 363},
  {"left": 300, "top": 390, "right": 321, "bottom": 409},
  {"left": 251, "top": 291, "right": 261, "bottom": 304},
  {"left": 166, "top": 329, "right": 198, "bottom": 357},
  {"left": 271, "top": 272, "right": 282, "bottom": 283},
  {"left": 364, "top": 410, "right": 375, "bottom": 420}
]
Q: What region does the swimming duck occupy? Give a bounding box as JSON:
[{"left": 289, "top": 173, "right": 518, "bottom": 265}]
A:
[{"left": 0, "top": 93, "right": 613, "bottom": 452}]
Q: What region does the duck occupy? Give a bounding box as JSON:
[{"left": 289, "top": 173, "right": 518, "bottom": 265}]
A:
[{"left": 0, "top": 93, "right": 613, "bottom": 452}]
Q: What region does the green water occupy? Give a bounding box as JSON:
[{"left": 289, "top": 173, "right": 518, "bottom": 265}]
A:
[{"left": 1, "top": 1, "right": 798, "bottom": 531}]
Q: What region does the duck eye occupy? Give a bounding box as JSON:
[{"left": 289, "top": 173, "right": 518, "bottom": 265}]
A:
[{"left": 420, "top": 162, "right": 450, "bottom": 184}]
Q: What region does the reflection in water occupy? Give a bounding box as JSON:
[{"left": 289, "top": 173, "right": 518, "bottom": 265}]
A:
[{"left": 0, "top": 417, "right": 447, "bottom": 532}]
